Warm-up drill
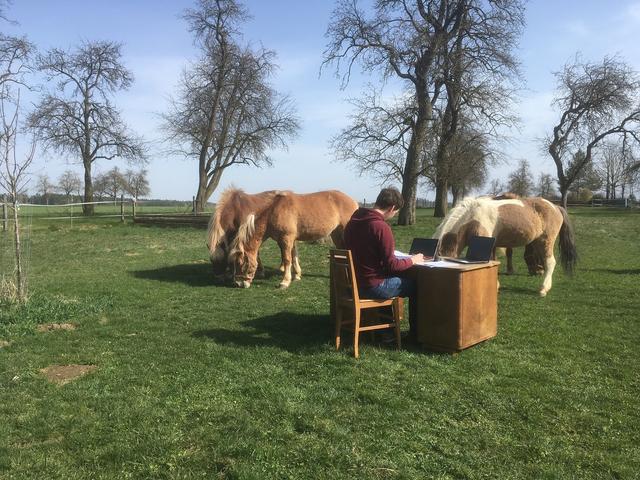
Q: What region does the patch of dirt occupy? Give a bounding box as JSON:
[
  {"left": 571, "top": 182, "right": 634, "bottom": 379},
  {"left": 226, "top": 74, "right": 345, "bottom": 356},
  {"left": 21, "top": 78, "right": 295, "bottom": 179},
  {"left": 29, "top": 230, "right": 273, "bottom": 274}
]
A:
[
  {"left": 98, "top": 316, "right": 109, "bottom": 325},
  {"left": 37, "top": 323, "right": 77, "bottom": 332},
  {"left": 125, "top": 252, "right": 140, "bottom": 256},
  {"left": 0, "top": 340, "right": 11, "bottom": 349},
  {"left": 40, "top": 364, "right": 97, "bottom": 385}
]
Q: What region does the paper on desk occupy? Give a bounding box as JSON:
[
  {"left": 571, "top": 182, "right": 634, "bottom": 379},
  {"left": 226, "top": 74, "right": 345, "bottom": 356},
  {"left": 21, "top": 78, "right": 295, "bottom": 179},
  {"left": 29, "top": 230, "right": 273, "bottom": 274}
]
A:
[{"left": 418, "top": 260, "right": 469, "bottom": 268}]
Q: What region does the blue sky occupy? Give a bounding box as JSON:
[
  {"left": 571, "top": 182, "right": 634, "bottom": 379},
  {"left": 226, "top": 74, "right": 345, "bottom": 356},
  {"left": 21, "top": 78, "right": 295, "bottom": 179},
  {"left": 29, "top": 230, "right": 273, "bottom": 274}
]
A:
[{"left": 5, "top": 1, "right": 640, "bottom": 202}]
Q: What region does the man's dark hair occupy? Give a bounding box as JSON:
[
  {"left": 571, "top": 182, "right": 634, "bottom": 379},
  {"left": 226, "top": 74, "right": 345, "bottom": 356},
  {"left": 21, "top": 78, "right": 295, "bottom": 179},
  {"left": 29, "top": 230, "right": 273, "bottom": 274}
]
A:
[{"left": 375, "top": 187, "right": 404, "bottom": 210}]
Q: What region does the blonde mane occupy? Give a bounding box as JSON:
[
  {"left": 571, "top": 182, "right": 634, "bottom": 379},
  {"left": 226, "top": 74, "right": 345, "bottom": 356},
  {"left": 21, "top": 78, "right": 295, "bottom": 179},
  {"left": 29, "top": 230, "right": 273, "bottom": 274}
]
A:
[
  {"left": 229, "top": 213, "right": 256, "bottom": 257},
  {"left": 434, "top": 197, "right": 488, "bottom": 238},
  {"left": 206, "top": 188, "right": 245, "bottom": 254}
]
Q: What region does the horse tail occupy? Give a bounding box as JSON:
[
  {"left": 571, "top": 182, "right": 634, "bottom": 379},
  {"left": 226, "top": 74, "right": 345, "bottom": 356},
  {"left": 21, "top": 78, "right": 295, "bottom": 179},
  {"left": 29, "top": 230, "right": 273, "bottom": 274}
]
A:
[
  {"left": 558, "top": 206, "right": 578, "bottom": 275},
  {"left": 229, "top": 213, "right": 255, "bottom": 257}
]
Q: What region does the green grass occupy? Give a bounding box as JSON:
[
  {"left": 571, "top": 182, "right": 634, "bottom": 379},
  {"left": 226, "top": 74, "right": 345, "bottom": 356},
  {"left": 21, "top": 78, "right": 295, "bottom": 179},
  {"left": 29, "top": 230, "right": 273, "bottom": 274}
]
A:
[{"left": 1, "top": 208, "right": 639, "bottom": 479}]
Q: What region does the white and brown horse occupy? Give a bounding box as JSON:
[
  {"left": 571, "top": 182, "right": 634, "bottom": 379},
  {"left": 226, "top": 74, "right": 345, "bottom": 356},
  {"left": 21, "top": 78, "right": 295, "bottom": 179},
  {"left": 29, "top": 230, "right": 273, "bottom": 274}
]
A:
[
  {"left": 230, "top": 190, "right": 359, "bottom": 288},
  {"left": 206, "top": 189, "right": 284, "bottom": 276},
  {"left": 435, "top": 196, "right": 577, "bottom": 296}
]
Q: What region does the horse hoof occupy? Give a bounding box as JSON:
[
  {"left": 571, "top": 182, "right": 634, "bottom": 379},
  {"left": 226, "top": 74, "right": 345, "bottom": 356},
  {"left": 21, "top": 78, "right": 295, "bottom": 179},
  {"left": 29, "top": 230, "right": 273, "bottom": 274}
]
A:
[
  {"left": 539, "top": 290, "right": 547, "bottom": 297},
  {"left": 278, "top": 282, "right": 290, "bottom": 289},
  {"left": 293, "top": 275, "right": 301, "bottom": 281}
]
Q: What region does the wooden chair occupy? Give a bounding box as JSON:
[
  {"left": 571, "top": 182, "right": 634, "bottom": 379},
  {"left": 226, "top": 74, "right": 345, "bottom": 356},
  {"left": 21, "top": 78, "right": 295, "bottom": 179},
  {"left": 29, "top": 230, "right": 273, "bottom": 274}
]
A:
[{"left": 329, "top": 249, "right": 403, "bottom": 358}]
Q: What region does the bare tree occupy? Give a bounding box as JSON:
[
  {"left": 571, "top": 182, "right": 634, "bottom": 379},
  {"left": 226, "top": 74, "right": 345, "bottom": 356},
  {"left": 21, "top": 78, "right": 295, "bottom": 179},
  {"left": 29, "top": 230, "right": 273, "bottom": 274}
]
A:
[
  {"left": 123, "top": 168, "right": 150, "bottom": 201},
  {"left": 331, "top": 88, "right": 413, "bottom": 185},
  {"left": 0, "top": 90, "right": 35, "bottom": 302},
  {"left": 446, "top": 129, "right": 489, "bottom": 205},
  {"left": 57, "top": 169, "right": 82, "bottom": 202},
  {"left": 546, "top": 55, "right": 640, "bottom": 207},
  {"left": 35, "top": 173, "right": 53, "bottom": 204},
  {"left": 567, "top": 149, "right": 601, "bottom": 200},
  {"left": 162, "top": 0, "right": 299, "bottom": 213},
  {"left": 535, "top": 173, "right": 556, "bottom": 198},
  {"left": 27, "top": 40, "right": 146, "bottom": 215},
  {"left": 486, "top": 178, "right": 504, "bottom": 196},
  {"left": 506, "top": 159, "right": 533, "bottom": 197},
  {"left": 324, "top": 0, "right": 524, "bottom": 223},
  {"left": 596, "top": 140, "right": 638, "bottom": 200},
  {"left": 96, "top": 167, "right": 126, "bottom": 201}
]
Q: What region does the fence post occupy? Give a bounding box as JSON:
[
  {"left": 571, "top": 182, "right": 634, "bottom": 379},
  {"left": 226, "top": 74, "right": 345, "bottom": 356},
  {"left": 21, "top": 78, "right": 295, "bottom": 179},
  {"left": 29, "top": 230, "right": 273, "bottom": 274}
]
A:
[
  {"left": 120, "top": 194, "right": 125, "bottom": 223},
  {"left": 132, "top": 199, "right": 137, "bottom": 219},
  {"left": 2, "top": 203, "right": 7, "bottom": 232},
  {"left": 192, "top": 196, "right": 196, "bottom": 215}
]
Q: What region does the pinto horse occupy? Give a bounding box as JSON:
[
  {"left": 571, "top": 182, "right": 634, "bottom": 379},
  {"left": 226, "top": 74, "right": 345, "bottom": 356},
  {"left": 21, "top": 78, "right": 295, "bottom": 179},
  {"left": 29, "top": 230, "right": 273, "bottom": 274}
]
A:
[
  {"left": 206, "top": 189, "right": 284, "bottom": 276},
  {"left": 435, "top": 196, "right": 577, "bottom": 296},
  {"left": 230, "top": 190, "right": 358, "bottom": 288}
]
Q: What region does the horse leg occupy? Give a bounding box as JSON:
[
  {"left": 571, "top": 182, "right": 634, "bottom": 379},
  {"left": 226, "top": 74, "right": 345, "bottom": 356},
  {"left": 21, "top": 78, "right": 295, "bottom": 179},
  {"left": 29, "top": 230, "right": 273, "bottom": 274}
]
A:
[
  {"left": 278, "top": 236, "right": 294, "bottom": 288},
  {"left": 506, "top": 247, "right": 514, "bottom": 275},
  {"left": 539, "top": 241, "right": 557, "bottom": 297},
  {"left": 292, "top": 243, "right": 302, "bottom": 281},
  {"left": 330, "top": 226, "right": 345, "bottom": 249},
  {"left": 279, "top": 242, "right": 290, "bottom": 272},
  {"left": 255, "top": 252, "right": 265, "bottom": 279}
]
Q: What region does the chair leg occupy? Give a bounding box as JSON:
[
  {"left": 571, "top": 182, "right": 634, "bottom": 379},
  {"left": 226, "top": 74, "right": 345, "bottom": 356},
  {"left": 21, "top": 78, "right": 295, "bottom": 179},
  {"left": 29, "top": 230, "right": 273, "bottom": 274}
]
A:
[
  {"left": 353, "top": 309, "right": 361, "bottom": 358},
  {"left": 335, "top": 306, "right": 342, "bottom": 350},
  {"left": 393, "top": 299, "right": 402, "bottom": 350}
]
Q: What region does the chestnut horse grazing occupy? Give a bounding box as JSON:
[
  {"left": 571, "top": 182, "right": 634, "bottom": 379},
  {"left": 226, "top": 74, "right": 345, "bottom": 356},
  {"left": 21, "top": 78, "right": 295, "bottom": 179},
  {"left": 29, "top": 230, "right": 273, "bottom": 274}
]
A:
[
  {"left": 435, "top": 196, "right": 577, "bottom": 296},
  {"left": 230, "top": 190, "right": 358, "bottom": 288},
  {"left": 206, "top": 189, "right": 282, "bottom": 276}
]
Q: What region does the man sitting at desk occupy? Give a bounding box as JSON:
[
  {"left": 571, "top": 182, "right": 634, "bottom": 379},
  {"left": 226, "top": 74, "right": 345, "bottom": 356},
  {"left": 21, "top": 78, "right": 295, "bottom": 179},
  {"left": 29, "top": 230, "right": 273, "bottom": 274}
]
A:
[{"left": 344, "top": 187, "right": 424, "bottom": 342}]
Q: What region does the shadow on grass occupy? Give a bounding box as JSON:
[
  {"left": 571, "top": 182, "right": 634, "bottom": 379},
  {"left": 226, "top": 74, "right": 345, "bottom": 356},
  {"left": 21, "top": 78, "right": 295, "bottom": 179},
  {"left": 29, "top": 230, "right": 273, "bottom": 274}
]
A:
[
  {"left": 131, "top": 263, "right": 229, "bottom": 287},
  {"left": 586, "top": 268, "right": 640, "bottom": 275},
  {"left": 193, "top": 311, "right": 331, "bottom": 354}
]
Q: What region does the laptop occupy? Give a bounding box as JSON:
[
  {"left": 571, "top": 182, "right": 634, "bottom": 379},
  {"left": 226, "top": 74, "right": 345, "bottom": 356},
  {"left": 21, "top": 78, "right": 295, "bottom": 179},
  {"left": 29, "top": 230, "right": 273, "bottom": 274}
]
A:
[
  {"left": 445, "top": 235, "right": 496, "bottom": 264},
  {"left": 409, "top": 238, "right": 439, "bottom": 258}
]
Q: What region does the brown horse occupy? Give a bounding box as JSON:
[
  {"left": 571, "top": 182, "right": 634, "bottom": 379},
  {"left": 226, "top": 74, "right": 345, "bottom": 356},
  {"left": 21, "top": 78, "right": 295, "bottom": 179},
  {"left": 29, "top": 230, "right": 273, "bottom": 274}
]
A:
[
  {"left": 435, "top": 196, "right": 577, "bottom": 296},
  {"left": 206, "top": 189, "right": 284, "bottom": 276},
  {"left": 492, "top": 193, "right": 545, "bottom": 275},
  {"left": 230, "top": 190, "right": 359, "bottom": 288}
]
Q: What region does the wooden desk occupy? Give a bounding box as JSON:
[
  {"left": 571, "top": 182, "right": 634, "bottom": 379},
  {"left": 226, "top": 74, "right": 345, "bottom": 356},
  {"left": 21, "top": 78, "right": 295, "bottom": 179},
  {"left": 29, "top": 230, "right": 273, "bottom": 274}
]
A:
[{"left": 413, "top": 261, "right": 499, "bottom": 352}]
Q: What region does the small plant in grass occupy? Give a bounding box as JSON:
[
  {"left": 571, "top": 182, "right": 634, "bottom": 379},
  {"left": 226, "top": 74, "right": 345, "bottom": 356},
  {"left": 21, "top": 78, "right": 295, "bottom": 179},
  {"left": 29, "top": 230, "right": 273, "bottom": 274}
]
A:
[{"left": 0, "top": 274, "right": 19, "bottom": 304}]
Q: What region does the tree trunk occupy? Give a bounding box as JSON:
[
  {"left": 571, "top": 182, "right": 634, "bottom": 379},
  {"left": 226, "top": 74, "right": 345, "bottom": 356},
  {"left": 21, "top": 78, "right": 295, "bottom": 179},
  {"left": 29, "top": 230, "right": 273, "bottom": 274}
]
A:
[
  {"left": 398, "top": 97, "right": 429, "bottom": 226},
  {"left": 83, "top": 160, "right": 94, "bottom": 215},
  {"left": 434, "top": 177, "right": 448, "bottom": 217},
  {"left": 561, "top": 187, "right": 569, "bottom": 209},
  {"left": 12, "top": 200, "right": 26, "bottom": 301},
  {"left": 194, "top": 165, "right": 223, "bottom": 213},
  {"left": 451, "top": 186, "right": 461, "bottom": 207}
]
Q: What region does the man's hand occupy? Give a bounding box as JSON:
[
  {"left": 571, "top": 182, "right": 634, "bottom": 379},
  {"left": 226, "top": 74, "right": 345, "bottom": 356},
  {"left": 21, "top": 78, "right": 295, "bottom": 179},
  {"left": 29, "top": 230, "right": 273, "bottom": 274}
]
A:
[{"left": 411, "top": 253, "right": 425, "bottom": 264}]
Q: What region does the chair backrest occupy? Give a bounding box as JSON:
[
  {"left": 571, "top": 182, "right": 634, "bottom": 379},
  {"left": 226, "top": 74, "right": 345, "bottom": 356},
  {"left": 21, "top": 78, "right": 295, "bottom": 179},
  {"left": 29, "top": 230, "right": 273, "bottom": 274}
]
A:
[{"left": 329, "top": 249, "right": 360, "bottom": 305}]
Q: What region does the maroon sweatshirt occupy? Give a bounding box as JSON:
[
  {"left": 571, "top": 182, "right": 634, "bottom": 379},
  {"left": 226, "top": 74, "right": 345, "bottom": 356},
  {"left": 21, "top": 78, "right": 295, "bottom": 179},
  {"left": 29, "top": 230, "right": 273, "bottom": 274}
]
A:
[{"left": 343, "top": 208, "right": 412, "bottom": 289}]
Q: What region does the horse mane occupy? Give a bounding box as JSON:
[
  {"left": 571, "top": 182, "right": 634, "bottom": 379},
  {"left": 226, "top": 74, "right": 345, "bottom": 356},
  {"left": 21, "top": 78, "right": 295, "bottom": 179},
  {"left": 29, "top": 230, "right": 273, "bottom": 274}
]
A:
[
  {"left": 229, "top": 213, "right": 256, "bottom": 258},
  {"left": 434, "top": 197, "right": 492, "bottom": 238},
  {"left": 206, "top": 188, "right": 245, "bottom": 254}
]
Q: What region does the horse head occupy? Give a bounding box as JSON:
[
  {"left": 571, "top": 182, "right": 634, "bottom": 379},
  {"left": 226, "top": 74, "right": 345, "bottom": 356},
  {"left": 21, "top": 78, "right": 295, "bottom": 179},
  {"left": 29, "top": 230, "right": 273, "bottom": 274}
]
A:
[
  {"left": 438, "top": 232, "right": 459, "bottom": 257},
  {"left": 229, "top": 214, "right": 259, "bottom": 288}
]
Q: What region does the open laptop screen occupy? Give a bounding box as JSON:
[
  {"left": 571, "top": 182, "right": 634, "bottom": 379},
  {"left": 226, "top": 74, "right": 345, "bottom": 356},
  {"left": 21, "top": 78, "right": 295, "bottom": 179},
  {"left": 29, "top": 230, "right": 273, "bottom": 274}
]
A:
[
  {"left": 463, "top": 236, "right": 496, "bottom": 262},
  {"left": 409, "top": 238, "right": 439, "bottom": 257}
]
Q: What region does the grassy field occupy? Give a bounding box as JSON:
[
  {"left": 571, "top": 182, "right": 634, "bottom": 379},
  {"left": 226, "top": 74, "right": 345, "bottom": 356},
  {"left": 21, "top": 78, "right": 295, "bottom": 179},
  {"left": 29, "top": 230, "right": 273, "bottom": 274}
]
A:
[{"left": 1, "top": 208, "right": 639, "bottom": 479}]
